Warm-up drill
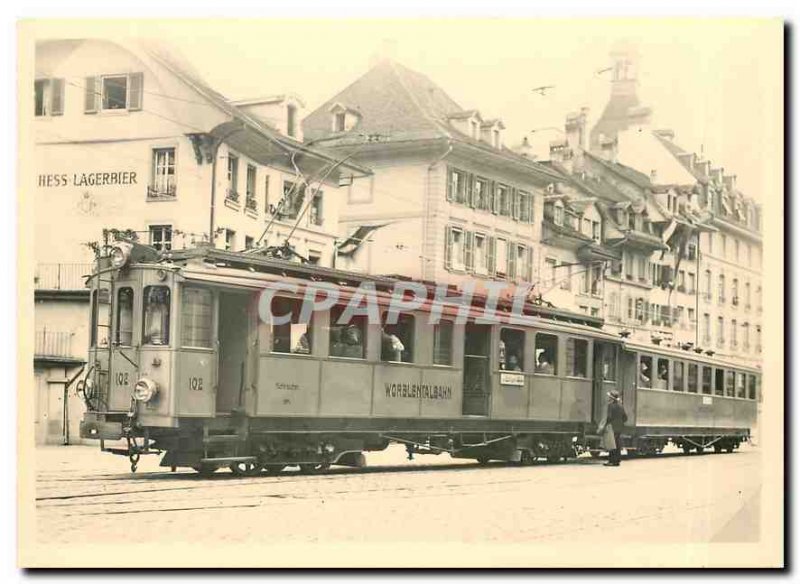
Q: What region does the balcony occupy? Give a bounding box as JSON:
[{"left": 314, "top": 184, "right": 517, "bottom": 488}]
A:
[
  {"left": 146, "top": 183, "right": 176, "bottom": 200},
  {"left": 35, "top": 263, "right": 92, "bottom": 291},
  {"left": 226, "top": 189, "right": 240, "bottom": 203},
  {"left": 732, "top": 297, "right": 739, "bottom": 307},
  {"left": 677, "top": 285, "right": 686, "bottom": 293},
  {"left": 245, "top": 196, "right": 257, "bottom": 211},
  {"left": 34, "top": 329, "right": 83, "bottom": 363}
]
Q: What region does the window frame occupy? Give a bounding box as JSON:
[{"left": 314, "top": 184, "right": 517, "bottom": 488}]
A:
[
  {"left": 101, "top": 74, "right": 129, "bottom": 111},
  {"left": 499, "top": 327, "right": 526, "bottom": 372},
  {"left": 180, "top": 286, "right": 215, "bottom": 350},
  {"left": 115, "top": 287, "right": 135, "bottom": 347},
  {"left": 381, "top": 313, "right": 415, "bottom": 364},
  {"left": 565, "top": 337, "right": 590, "bottom": 379},
  {"left": 270, "top": 296, "right": 314, "bottom": 356},
  {"left": 142, "top": 285, "right": 171, "bottom": 347},
  {"left": 432, "top": 320, "right": 455, "bottom": 367},
  {"left": 328, "top": 305, "right": 367, "bottom": 360},
  {"left": 534, "top": 332, "right": 559, "bottom": 376}
]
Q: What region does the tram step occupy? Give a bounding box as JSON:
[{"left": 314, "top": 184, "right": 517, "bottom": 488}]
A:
[{"left": 200, "top": 456, "right": 257, "bottom": 464}]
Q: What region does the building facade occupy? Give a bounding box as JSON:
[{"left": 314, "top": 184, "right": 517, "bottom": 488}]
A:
[
  {"left": 303, "top": 59, "right": 563, "bottom": 301},
  {"left": 32, "top": 38, "right": 365, "bottom": 443}
]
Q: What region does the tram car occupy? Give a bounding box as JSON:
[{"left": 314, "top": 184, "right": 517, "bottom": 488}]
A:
[{"left": 78, "top": 241, "right": 760, "bottom": 475}]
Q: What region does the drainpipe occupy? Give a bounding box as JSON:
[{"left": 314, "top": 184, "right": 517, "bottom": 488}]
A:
[{"left": 425, "top": 140, "right": 453, "bottom": 281}]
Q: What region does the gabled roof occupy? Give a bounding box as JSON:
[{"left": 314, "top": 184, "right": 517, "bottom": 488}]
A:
[{"left": 302, "top": 59, "right": 561, "bottom": 181}]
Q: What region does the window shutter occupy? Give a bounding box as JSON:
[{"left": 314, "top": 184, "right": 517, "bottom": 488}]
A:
[
  {"left": 507, "top": 241, "right": 516, "bottom": 280},
  {"left": 526, "top": 247, "right": 533, "bottom": 282},
  {"left": 465, "top": 231, "right": 474, "bottom": 272},
  {"left": 491, "top": 182, "right": 499, "bottom": 214},
  {"left": 128, "top": 72, "right": 144, "bottom": 111},
  {"left": 511, "top": 188, "right": 520, "bottom": 221},
  {"left": 468, "top": 174, "right": 477, "bottom": 208},
  {"left": 50, "top": 79, "right": 64, "bottom": 116},
  {"left": 487, "top": 236, "right": 496, "bottom": 275},
  {"left": 444, "top": 226, "right": 453, "bottom": 270},
  {"left": 84, "top": 76, "right": 99, "bottom": 114},
  {"left": 446, "top": 167, "right": 454, "bottom": 202}
]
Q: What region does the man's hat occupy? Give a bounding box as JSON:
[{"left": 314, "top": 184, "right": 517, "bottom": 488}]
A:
[{"left": 607, "top": 390, "right": 620, "bottom": 401}]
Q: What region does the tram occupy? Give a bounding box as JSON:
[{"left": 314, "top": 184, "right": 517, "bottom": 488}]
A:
[{"left": 77, "top": 241, "right": 759, "bottom": 474}]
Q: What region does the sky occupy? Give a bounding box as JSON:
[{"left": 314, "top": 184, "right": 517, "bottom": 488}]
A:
[{"left": 148, "top": 20, "right": 780, "bottom": 201}]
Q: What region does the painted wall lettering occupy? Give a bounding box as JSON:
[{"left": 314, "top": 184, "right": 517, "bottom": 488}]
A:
[
  {"left": 38, "top": 171, "right": 138, "bottom": 187},
  {"left": 384, "top": 382, "right": 452, "bottom": 400}
]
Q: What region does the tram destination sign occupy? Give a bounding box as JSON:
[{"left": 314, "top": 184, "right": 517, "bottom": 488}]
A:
[{"left": 38, "top": 171, "right": 138, "bottom": 188}]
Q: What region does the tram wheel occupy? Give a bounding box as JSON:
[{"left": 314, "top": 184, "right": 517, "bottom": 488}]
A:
[
  {"left": 263, "top": 464, "right": 286, "bottom": 475},
  {"left": 714, "top": 444, "right": 723, "bottom": 454},
  {"left": 192, "top": 464, "right": 218, "bottom": 477},
  {"left": 519, "top": 451, "right": 535, "bottom": 466},
  {"left": 695, "top": 445, "right": 705, "bottom": 454},
  {"left": 682, "top": 444, "right": 692, "bottom": 455},
  {"left": 229, "top": 461, "right": 262, "bottom": 476},
  {"left": 299, "top": 463, "right": 330, "bottom": 474},
  {"left": 476, "top": 456, "right": 490, "bottom": 465}
]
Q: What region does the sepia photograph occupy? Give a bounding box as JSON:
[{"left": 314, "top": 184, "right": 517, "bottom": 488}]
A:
[{"left": 15, "top": 14, "right": 785, "bottom": 569}]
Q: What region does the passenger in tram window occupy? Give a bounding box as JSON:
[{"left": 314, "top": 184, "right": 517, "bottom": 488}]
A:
[
  {"left": 655, "top": 359, "right": 669, "bottom": 389},
  {"left": 506, "top": 354, "right": 522, "bottom": 372},
  {"left": 535, "top": 351, "right": 554, "bottom": 374},
  {"left": 639, "top": 357, "right": 652, "bottom": 387},
  {"left": 381, "top": 327, "right": 405, "bottom": 362},
  {"left": 293, "top": 331, "right": 310, "bottom": 354},
  {"left": 331, "top": 323, "right": 365, "bottom": 359}
]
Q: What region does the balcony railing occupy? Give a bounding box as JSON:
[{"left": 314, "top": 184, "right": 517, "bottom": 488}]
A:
[
  {"left": 245, "top": 196, "right": 257, "bottom": 212},
  {"left": 226, "top": 189, "right": 240, "bottom": 203},
  {"left": 35, "top": 263, "right": 92, "bottom": 291},
  {"left": 35, "top": 329, "right": 78, "bottom": 359}
]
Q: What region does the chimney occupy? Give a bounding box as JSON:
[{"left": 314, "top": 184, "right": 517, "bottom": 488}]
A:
[
  {"left": 598, "top": 134, "right": 618, "bottom": 163},
  {"left": 711, "top": 167, "right": 724, "bottom": 184},
  {"left": 723, "top": 174, "right": 737, "bottom": 192},
  {"left": 696, "top": 159, "right": 710, "bottom": 179},
  {"left": 565, "top": 107, "right": 589, "bottom": 153}
]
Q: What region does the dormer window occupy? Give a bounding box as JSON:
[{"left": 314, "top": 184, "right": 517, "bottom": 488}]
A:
[
  {"left": 553, "top": 202, "right": 564, "bottom": 226},
  {"left": 334, "top": 111, "right": 346, "bottom": 132},
  {"left": 492, "top": 128, "right": 500, "bottom": 148},
  {"left": 287, "top": 104, "right": 297, "bottom": 138},
  {"left": 470, "top": 119, "right": 479, "bottom": 139}
]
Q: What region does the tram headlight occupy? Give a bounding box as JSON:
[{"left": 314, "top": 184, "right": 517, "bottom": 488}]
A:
[
  {"left": 110, "top": 242, "right": 133, "bottom": 269},
  {"left": 133, "top": 378, "right": 158, "bottom": 403}
]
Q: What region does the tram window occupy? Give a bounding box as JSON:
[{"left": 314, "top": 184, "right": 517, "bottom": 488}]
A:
[
  {"left": 90, "top": 288, "right": 110, "bottom": 347},
  {"left": 272, "top": 297, "right": 312, "bottom": 355},
  {"left": 639, "top": 355, "right": 652, "bottom": 388},
  {"left": 726, "top": 371, "right": 736, "bottom": 397},
  {"left": 500, "top": 328, "right": 525, "bottom": 371},
  {"left": 433, "top": 320, "right": 454, "bottom": 366},
  {"left": 714, "top": 368, "right": 724, "bottom": 396},
  {"left": 181, "top": 287, "right": 213, "bottom": 348},
  {"left": 748, "top": 375, "right": 757, "bottom": 400},
  {"left": 600, "top": 345, "right": 617, "bottom": 381},
  {"left": 534, "top": 333, "right": 558, "bottom": 375},
  {"left": 736, "top": 372, "right": 746, "bottom": 398},
  {"left": 654, "top": 358, "right": 669, "bottom": 389},
  {"left": 687, "top": 363, "right": 698, "bottom": 393},
  {"left": 116, "top": 287, "right": 134, "bottom": 346},
  {"left": 566, "top": 338, "right": 589, "bottom": 378},
  {"left": 142, "top": 286, "right": 171, "bottom": 346},
  {"left": 329, "top": 306, "right": 366, "bottom": 359},
  {"left": 673, "top": 361, "right": 685, "bottom": 392},
  {"left": 382, "top": 313, "right": 414, "bottom": 363},
  {"left": 702, "top": 367, "right": 713, "bottom": 395}
]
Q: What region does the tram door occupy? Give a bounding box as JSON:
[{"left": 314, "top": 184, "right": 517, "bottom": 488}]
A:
[
  {"left": 462, "top": 324, "right": 492, "bottom": 416},
  {"left": 216, "top": 291, "right": 250, "bottom": 413}
]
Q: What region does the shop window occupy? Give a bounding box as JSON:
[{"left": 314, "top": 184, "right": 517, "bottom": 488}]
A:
[
  {"left": 181, "top": 287, "right": 213, "bottom": 348},
  {"left": 116, "top": 287, "right": 134, "bottom": 346},
  {"left": 534, "top": 333, "right": 558, "bottom": 375},
  {"left": 271, "top": 297, "right": 312, "bottom": 354},
  {"left": 142, "top": 286, "right": 171, "bottom": 346},
  {"left": 382, "top": 313, "right": 414, "bottom": 363},
  {"left": 687, "top": 363, "right": 698, "bottom": 393},
  {"left": 566, "top": 338, "right": 589, "bottom": 378},
  {"left": 329, "top": 305, "right": 366, "bottom": 359},
  {"left": 639, "top": 355, "right": 653, "bottom": 388},
  {"left": 500, "top": 328, "right": 525, "bottom": 371},
  {"left": 433, "top": 320, "right": 454, "bottom": 366}
]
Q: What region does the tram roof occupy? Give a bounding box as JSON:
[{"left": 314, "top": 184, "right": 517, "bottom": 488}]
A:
[{"left": 622, "top": 340, "right": 761, "bottom": 373}]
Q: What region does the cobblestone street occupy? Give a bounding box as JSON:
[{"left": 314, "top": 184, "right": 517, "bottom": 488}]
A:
[{"left": 34, "top": 443, "right": 762, "bottom": 550}]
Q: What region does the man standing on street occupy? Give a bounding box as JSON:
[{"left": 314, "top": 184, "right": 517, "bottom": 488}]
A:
[{"left": 603, "top": 390, "right": 628, "bottom": 467}]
